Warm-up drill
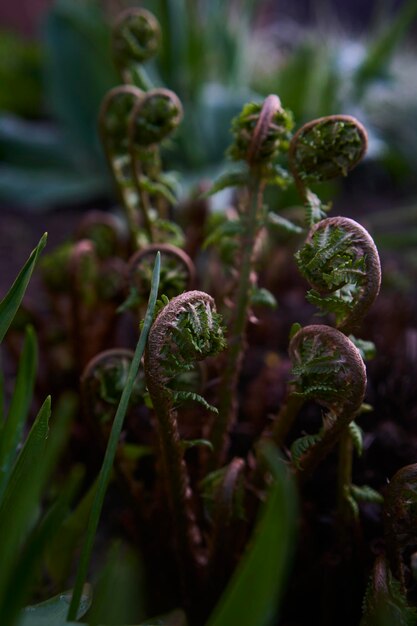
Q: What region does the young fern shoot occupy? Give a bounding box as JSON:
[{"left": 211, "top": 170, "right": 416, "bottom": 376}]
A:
[
  {"left": 112, "top": 8, "right": 161, "bottom": 89},
  {"left": 210, "top": 95, "right": 293, "bottom": 468},
  {"left": 286, "top": 324, "right": 366, "bottom": 476},
  {"left": 296, "top": 216, "right": 381, "bottom": 334},
  {"left": 289, "top": 115, "right": 368, "bottom": 225},
  {"left": 144, "top": 291, "right": 226, "bottom": 601}
]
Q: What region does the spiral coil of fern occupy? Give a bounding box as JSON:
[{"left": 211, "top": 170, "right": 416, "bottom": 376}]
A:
[
  {"left": 112, "top": 8, "right": 161, "bottom": 88},
  {"left": 287, "top": 324, "right": 366, "bottom": 476},
  {"left": 383, "top": 463, "right": 417, "bottom": 594},
  {"left": 296, "top": 216, "right": 381, "bottom": 334},
  {"left": 81, "top": 348, "right": 140, "bottom": 425},
  {"left": 289, "top": 114, "right": 368, "bottom": 204},
  {"left": 144, "top": 291, "right": 226, "bottom": 597},
  {"left": 124, "top": 243, "right": 196, "bottom": 312},
  {"left": 211, "top": 94, "right": 292, "bottom": 468}
]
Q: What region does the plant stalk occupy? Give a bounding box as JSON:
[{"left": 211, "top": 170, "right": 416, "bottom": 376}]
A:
[{"left": 210, "top": 176, "right": 263, "bottom": 468}]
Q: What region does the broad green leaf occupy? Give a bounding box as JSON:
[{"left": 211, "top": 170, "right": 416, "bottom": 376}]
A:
[
  {"left": 0, "top": 32, "right": 43, "bottom": 117},
  {"left": 207, "top": 443, "right": 297, "bottom": 626},
  {"left": 17, "top": 586, "right": 92, "bottom": 626},
  {"left": 0, "top": 166, "right": 107, "bottom": 209},
  {"left": 0, "top": 233, "right": 47, "bottom": 343},
  {"left": 0, "top": 116, "right": 79, "bottom": 170},
  {"left": 85, "top": 542, "right": 145, "bottom": 625},
  {"left": 0, "top": 326, "right": 37, "bottom": 501},
  {"left": 43, "top": 0, "right": 118, "bottom": 159}
]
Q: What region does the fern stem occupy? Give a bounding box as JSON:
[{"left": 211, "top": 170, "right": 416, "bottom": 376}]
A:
[
  {"left": 337, "top": 428, "right": 354, "bottom": 523},
  {"left": 271, "top": 393, "right": 306, "bottom": 448},
  {"left": 144, "top": 292, "right": 224, "bottom": 607},
  {"left": 210, "top": 177, "right": 264, "bottom": 468}
]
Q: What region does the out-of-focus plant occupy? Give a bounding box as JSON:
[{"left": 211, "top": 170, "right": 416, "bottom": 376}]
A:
[{"left": 1, "top": 0, "right": 415, "bottom": 209}]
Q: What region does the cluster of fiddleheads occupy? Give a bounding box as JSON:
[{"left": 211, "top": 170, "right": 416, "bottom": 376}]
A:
[{"left": 99, "top": 85, "right": 183, "bottom": 246}]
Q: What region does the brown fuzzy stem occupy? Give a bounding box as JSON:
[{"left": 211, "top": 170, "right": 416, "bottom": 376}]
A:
[
  {"left": 210, "top": 95, "right": 283, "bottom": 469},
  {"left": 144, "top": 291, "right": 222, "bottom": 605}
]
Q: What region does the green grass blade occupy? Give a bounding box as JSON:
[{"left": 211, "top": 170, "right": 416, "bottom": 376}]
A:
[
  {"left": 67, "top": 252, "right": 161, "bottom": 621},
  {"left": 0, "top": 395, "right": 74, "bottom": 623},
  {"left": 0, "top": 398, "right": 51, "bottom": 609},
  {"left": 0, "top": 233, "right": 47, "bottom": 343},
  {"left": 207, "top": 443, "right": 297, "bottom": 626},
  {"left": 0, "top": 325, "right": 37, "bottom": 501}
]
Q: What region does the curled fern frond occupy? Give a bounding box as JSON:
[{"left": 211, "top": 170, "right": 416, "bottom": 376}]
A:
[
  {"left": 295, "top": 217, "right": 381, "bottom": 333},
  {"left": 144, "top": 292, "right": 226, "bottom": 579},
  {"left": 75, "top": 211, "right": 127, "bottom": 260},
  {"left": 228, "top": 95, "right": 293, "bottom": 168},
  {"left": 112, "top": 8, "right": 161, "bottom": 66},
  {"left": 361, "top": 555, "right": 417, "bottom": 626},
  {"left": 81, "top": 349, "right": 144, "bottom": 425},
  {"left": 291, "top": 434, "right": 321, "bottom": 469},
  {"left": 129, "top": 88, "right": 183, "bottom": 147},
  {"left": 289, "top": 114, "right": 368, "bottom": 184},
  {"left": 121, "top": 244, "right": 196, "bottom": 312},
  {"left": 289, "top": 324, "right": 366, "bottom": 474},
  {"left": 145, "top": 291, "right": 226, "bottom": 401},
  {"left": 99, "top": 85, "right": 144, "bottom": 156},
  {"left": 384, "top": 463, "right": 417, "bottom": 594}
]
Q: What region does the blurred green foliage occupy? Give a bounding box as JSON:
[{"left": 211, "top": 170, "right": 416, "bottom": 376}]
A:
[{"left": 1, "top": 0, "right": 415, "bottom": 209}]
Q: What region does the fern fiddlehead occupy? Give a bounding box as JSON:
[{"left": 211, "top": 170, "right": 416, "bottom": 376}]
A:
[
  {"left": 289, "top": 115, "right": 368, "bottom": 224},
  {"left": 144, "top": 291, "right": 226, "bottom": 598},
  {"left": 112, "top": 8, "right": 161, "bottom": 89},
  {"left": 361, "top": 554, "right": 417, "bottom": 626},
  {"left": 75, "top": 211, "right": 127, "bottom": 260},
  {"left": 122, "top": 243, "right": 196, "bottom": 313},
  {"left": 286, "top": 324, "right": 366, "bottom": 476},
  {"left": 81, "top": 348, "right": 145, "bottom": 428},
  {"left": 296, "top": 216, "right": 381, "bottom": 333},
  {"left": 211, "top": 95, "right": 293, "bottom": 468}
]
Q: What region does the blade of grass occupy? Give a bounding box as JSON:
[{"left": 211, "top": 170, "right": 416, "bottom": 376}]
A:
[
  {"left": 0, "top": 392, "right": 75, "bottom": 623},
  {"left": 0, "top": 325, "right": 37, "bottom": 501},
  {"left": 0, "top": 233, "right": 47, "bottom": 343},
  {"left": 67, "top": 252, "right": 161, "bottom": 621},
  {"left": 207, "top": 443, "right": 297, "bottom": 626}
]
